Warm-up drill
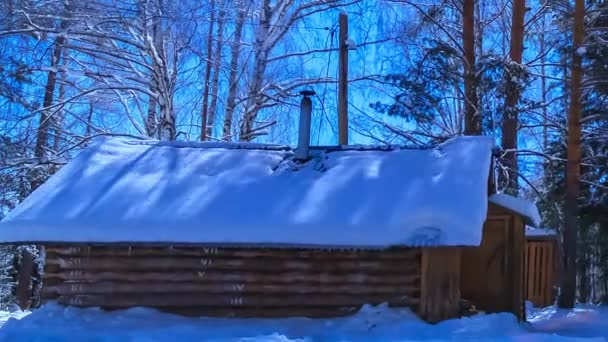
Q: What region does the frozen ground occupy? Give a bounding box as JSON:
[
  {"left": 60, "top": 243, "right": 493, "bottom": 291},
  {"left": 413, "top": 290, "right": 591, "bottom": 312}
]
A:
[{"left": 0, "top": 303, "right": 606, "bottom": 341}]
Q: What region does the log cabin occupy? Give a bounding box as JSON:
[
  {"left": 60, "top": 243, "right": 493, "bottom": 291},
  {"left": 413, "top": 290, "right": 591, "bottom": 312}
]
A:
[{"left": 0, "top": 135, "right": 541, "bottom": 323}]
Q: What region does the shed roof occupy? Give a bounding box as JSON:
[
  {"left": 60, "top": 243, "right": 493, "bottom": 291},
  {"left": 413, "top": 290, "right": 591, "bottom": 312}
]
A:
[
  {"left": 0, "top": 136, "right": 498, "bottom": 248},
  {"left": 488, "top": 193, "right": 542, "bottom": 227}
]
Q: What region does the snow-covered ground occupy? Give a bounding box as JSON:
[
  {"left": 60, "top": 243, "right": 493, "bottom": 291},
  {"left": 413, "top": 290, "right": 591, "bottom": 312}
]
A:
[{"left": 0, "top": 303, "right": 606, "bottom": 341}]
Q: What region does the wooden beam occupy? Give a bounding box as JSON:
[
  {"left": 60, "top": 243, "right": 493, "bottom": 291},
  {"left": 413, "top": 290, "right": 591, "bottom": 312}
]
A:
[
  {"left": 338, "top": 11, "right": 349, "bottom": 145},
  {"left": 44, "top": 246, "right": 420, "bottom": 260},
  {"left": 511, "top": 215, "right": 525, "bottom": 321},
  {"left": 56, "top": 293, "right": 419, "bottom": 308},
  {"left": 43, "top": 281, "right": 420, "bottom": 296},
  {"left": 151, "top": 306, "right": 361, "bottom": 318},
  {"left": 44, "top": 256, "right": 419, "bottom": 273},
  {"left": 44, "top": 270, "right": 419, "bottom": 285}
]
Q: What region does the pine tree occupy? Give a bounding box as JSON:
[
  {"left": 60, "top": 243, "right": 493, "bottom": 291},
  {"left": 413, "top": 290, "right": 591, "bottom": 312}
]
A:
[
  {"left": 558, "top": 0, "right": 584, "bottom": 308},
  {"left": 500, "top": 0, "right": 525, "bottom": 194}
]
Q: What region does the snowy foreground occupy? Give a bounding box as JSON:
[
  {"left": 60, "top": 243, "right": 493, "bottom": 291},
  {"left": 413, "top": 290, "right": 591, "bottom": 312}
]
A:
[{"left": 0, "top": 303, "right": 606, "bottom": 341}]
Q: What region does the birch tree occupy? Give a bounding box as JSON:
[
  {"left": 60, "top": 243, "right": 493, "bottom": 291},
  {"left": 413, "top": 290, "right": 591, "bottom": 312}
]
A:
[
  {"left": 238, "top": 0, "right": 357, "bottom": 141},
  {"left": 206, "top": 2, "right": 227, "bottom": 140},
  {"left": 200, "top": 0, "right": 217, "bottom": 141},
  {"left": 222, "top": 2, "right": 248, "bottom": 140}
]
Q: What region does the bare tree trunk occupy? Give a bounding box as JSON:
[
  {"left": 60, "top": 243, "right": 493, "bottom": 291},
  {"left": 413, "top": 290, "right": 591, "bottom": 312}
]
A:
[
  {"left": 153, "top": 1, "right": 175, "bottom": 141},
  {"left": 239, "top": 0, "right": 271, "bottom": 141},
  {"left": 34, "top": 37, "right": 64, "bottom": 159},
  {"left": 558, "top": 0, "right": 584, "bottom": 309},
  {"left": 475, "top": 1, "right": 483, "bottom": 125},
  {"left": 85, "top": 101, "right": 94, "bottom": 137},
  {"left": 579, "top": 250, "right": 589, "bottom": 303},
  {"left": 475, "top": 1, "right": 483, "bottom": 58},
  {"left": 141, "top": 0, "right": 175, "bottom": 141},
  {"left": 144, "top": 0, "right": 159, "bottom": 139},
  {"left": 200, "top": 0, "right": 216, "bottom": 141},
  {"left": 160, "top": 99, "right": 175, "bottom": 140},
  {"left": 207, "top": 3, "right": 226, "bottom": 140},
  {"left": 222, "top": 3, "right": 247, "bottom": 141},
  {"left": 463, "top": 0, "right": 480, "bottom": 135},
  {"left": 456, "top": 83, "right": 464, "bottom": 133},
  {"left": 146, "top": 92, "right": 157, "bottom": 138},
  {"left": 52, "top": 47, "right": 68, "bottom": 152},
  {"left": 539, "top": 20, "right": 549, "bottom": 151},
  {"left": 501, "top": 0, "right": 525, "bottom": 194}
]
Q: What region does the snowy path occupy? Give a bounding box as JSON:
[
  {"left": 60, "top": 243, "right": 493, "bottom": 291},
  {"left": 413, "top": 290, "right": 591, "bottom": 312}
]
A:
[{"left": 0, "top": 303, "right": 606, "bottom": 341}]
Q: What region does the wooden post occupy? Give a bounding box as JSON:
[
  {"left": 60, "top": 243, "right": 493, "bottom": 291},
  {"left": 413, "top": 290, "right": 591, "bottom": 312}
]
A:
[
  {"left": 511, "top": 216, "right": 525, "bottom": 321},
  {"left": 419, "top": 248, "right": 461, "bottom": 323},
  {"left": 487, "top": 154, "right": 496, "bottom": 195},
  {"left": 338, "top": 11, "right": 349, "bottom": 145},
  {"left": 15, "top": 250, "right": 35, "bottom": 310}
]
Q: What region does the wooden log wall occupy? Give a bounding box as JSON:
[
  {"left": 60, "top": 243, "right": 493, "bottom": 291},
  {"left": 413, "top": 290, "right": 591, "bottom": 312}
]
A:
[{"left": 42, "top": 245, "right": 421, "bottom": 317}]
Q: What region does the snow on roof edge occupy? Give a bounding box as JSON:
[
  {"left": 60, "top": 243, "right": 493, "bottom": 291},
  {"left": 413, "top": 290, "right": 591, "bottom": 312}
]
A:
[
  {"left": 526, "top": 226, "right": 558, "bottom": 238},
  {"left": 100, "top": 137, "right": 293, "bottom": 151},
  {"left": 103, "top": 134, "right": 493, "bottom": 154},
  {"left": 311, "top": 135, "right": 494, "bottom": 152},
  {"left": 489, "top": 193, "right": 542, "bottom": 227}
]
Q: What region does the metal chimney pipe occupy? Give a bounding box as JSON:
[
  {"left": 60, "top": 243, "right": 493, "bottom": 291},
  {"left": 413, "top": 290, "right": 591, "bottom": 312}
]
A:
[{"left": 295, "top": 90, "right": 315, "bottom": 160}]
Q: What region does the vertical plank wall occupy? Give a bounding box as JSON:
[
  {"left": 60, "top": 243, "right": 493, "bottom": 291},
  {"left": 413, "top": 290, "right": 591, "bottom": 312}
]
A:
[
  {"left": 461, "top": 216, "right": 512, "bottom": 312},
  {"left": 419, "top": 248, "right": 462, "bottom": 323},
  {"left": 461, "top": 203, "right": 525, "bottom": 320},
  {"left": 525, "top": 238, "right": 556, "bottom": 308}
]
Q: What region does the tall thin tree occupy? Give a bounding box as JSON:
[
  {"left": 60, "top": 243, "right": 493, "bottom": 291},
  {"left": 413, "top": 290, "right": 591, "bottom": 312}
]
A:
[
  {"left": 558, "top": 0, "right": 584, "bottom": 309},
  {"left": 222, "top": 2, "right": 247, "bottom": 140},
  {"left": 501, "top": 0, "right": 525, "bottom": 194},
  {"left": 463, "top": 0, "right": 480, "bottom": 135},
  {"left": 34, "top": 1, "right": 68, "bottom": 159},
  {"left": 200, "top": 0, "right": 216, "bottom": 141},
  {"left": 207, "top": 2, "right": 227, "bottom": 140}
]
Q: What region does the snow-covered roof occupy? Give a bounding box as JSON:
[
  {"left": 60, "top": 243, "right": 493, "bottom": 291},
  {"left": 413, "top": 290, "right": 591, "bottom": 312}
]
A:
[
  {"left": 489, "top": 193, "right": 541, "bottom": 227},
  {"left": 0, "top": 136, "right": 496, "bottom": 247}
]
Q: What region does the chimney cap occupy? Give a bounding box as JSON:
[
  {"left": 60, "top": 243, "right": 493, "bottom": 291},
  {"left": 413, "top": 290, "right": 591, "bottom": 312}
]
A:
[{"left": 300, "top": 89, "right": 316, "bottom": 97}]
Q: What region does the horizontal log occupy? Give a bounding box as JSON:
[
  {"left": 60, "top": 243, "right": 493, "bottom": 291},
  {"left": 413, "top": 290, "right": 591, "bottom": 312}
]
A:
[
  {"left": 37, "top": 303, "right": 367, "bottom": 318},
  {"left": 44, "top": 256, "right": 420, "bottom": 274},
  {"left": 41, "top": 291, "right": 59, "bottom": 300},
  {"left": 44, "top": 270, "right": 420, "bottom": 285},
  {"left": 151, "top": 306, "right": 363, "bottom": 318},
  {"left": 56, "top": 293, "right": 419, "bottom": 308},
  {"left": 44, "top": 246, "right": 420, "bottom": 260},
  {"left": 42, "top": 281, "right": 420, "bottom": 296},
  {"left": 526, "top": 236, "right": 557, "bottom": 242}
]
